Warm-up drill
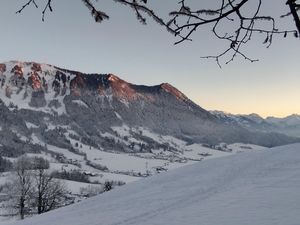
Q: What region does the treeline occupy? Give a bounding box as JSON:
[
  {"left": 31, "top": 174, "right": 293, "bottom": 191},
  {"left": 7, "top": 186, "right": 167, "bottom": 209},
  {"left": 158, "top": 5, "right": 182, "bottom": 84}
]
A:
[
  {"left": 51, "top": 170, "right": 90, "bottom": 183},
  {"left": 0, "top": 156, "right": 13, "bottom": 172}
]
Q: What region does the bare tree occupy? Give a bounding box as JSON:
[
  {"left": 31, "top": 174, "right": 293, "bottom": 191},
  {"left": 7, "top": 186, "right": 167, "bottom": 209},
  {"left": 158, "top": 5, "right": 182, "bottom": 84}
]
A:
[
  {"left": 33, "top": 177, "right": 66, "bottom": 214},
  {"left": 31, "top": 157, "right": 66, "bottom": 214},
  {"left": 32, "top": 157, "right": 50, "bottom": 214},
  {"left": 15, "top": 1, "right": 300, "bottom": 66},
  {"left": 7, "top": 156, "right": 34, "bottom": 220},
  {"left": 5, "top": 156, "right": 67, "bottom": 219}
]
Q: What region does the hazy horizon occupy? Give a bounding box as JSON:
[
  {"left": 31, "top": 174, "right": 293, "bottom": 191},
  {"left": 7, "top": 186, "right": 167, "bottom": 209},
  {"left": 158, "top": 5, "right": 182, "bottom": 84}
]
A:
[{"left": 1, "top": 0, "right": 300, "bottom": 118}]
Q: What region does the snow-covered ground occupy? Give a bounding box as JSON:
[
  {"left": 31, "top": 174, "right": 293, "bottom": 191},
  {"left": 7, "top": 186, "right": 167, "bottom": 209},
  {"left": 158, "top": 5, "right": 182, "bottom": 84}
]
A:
[
  {"left": 28, "top": 125, "right": 266, "bottom": 186},
  {"left": 0, "top": 135, "right": 264, "bottom": 223},
  {"left": 0, "top": 126, "right": 266, "bottom": 224},
  {"left": 5, "top": 143, "right": 300, "bottom": 225}
]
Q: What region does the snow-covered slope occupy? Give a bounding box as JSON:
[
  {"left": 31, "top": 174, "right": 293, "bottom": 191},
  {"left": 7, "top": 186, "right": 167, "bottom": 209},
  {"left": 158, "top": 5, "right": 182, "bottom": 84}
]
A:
[{"left": 8, "top": 143, "right": 300, "bottom": 225}]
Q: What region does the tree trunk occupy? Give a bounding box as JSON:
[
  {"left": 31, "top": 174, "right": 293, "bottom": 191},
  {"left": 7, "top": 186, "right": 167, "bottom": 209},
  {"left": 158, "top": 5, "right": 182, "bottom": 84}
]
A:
[
  {"left": 20, "top": 197, "right": 25, "bottom": 220},
  {"left": 38, "top": 193, "right": 42, "bottom": 214}
]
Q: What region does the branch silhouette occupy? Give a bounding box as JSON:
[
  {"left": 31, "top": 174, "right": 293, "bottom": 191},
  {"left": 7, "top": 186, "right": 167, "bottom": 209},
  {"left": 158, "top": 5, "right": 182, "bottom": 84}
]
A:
[{"left": 16, "top": 0, "right": 300, "bottom": 67}]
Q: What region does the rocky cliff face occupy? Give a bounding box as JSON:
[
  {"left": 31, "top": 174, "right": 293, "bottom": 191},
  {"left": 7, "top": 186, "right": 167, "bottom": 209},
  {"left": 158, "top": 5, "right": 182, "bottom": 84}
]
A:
[{"left": 0, "top": 61, "right": 298, "bottom": 158}]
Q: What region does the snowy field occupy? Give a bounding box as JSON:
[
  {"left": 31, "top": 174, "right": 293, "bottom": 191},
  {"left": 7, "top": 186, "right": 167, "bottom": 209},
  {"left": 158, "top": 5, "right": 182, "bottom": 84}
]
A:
[
  {"left": 0, "top": 127, "right": 266, "bottom": 224},
  {"left": 28, "top": 127, "right": 266, "bottom": 185},
  {"left": 5, "top": 143, "right": 300, "bottom": 225},
  {"left": 0, "top": 130, "right": 266, "bottom": 223}
]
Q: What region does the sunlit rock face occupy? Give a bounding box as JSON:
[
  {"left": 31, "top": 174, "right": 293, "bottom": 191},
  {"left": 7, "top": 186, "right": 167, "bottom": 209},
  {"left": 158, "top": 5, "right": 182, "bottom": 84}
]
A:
[
  {"left": 0, "top": 63, "right": 6, "bottom": 73},
  {"left": 0, "top": 61, "right": 299, "bottom": 158}
]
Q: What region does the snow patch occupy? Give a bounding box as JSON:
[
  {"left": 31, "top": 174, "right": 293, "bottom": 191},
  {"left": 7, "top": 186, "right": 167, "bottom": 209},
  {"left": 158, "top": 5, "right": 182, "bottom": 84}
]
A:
[
  {"left": 114, "top": 112, "right": 122, "bottom": 120},
  {"left": 25, "top": 122, "right": 39, "bottom": 129},
  {"left": 72, "top": 100, "right": 89, "bottom": 108}
]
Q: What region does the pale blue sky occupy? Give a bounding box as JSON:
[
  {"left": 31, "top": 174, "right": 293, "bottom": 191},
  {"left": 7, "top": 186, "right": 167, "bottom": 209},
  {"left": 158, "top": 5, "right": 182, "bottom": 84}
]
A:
[{"left": 0, "top": 0, "right": 300, "bottom": 117}]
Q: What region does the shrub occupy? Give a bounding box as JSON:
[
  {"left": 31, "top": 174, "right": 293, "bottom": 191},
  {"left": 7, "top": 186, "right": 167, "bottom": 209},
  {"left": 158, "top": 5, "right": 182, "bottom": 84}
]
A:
[{"left": 51, "top": 170, "right": 90, "bottom": 183}]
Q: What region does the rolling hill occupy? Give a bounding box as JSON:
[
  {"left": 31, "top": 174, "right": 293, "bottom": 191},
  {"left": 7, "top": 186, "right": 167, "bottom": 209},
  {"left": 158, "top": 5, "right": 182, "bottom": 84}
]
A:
[{"left": 8, "top": 143, "right": 300, "bottom": 225}]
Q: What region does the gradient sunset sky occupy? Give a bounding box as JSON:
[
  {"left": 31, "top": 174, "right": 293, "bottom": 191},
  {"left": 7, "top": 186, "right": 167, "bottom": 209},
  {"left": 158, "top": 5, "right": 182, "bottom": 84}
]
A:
[{"left": 0, "top": 0, "right": 299, "bottom": 118}]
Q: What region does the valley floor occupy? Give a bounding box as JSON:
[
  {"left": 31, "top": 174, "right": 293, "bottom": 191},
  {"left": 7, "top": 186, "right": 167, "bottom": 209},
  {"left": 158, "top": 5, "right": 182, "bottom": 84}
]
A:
[
  {"left": 0, "top": 140, "right": 263, "bottom": 223},
  {"left": 5, "top": 143, "right": 300, "bottom": 225}
]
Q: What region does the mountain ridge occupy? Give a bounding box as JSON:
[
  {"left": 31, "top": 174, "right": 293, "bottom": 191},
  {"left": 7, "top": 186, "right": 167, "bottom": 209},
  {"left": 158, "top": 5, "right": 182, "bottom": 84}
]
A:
[
  {"left": 0, "top": 60, "right": 299, "bottom": 157},
  {"left": 212, "top": 110, "right": 300, "bottom": 137}
]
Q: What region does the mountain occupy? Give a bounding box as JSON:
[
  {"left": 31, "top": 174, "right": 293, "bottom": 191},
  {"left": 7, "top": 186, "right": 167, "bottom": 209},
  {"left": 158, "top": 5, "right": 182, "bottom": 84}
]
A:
[
  {"left": 0, "top": 60, "right": 298, "bottom": 161},
  {"left": 8, "top": 143, "right": 300, "bottom": 225},
  {"left": 266, "top": 114, "right": 300, "bottom": 126},
  {"left": 265, "top": 114, "right": 300, "bottom": 136},
  {"left": 211, "top": 111, "right": 273, "bottom": 130},
  {"left": 212, "top": 111, "right": 300, "bottom": 137}
]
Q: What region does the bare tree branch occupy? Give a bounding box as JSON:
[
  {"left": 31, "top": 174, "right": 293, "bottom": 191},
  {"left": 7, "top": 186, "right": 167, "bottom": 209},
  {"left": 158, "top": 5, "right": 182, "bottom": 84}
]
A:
[
  {"left": 82, "top": 0, "right": 109, "bottom": 22},
  {"left": 42, "top": 0, "right": 53, "bottom": 22},
  {"left": 168, "top": 0, "right": 299, "bottom": 66},
  {"left": 16, "top": 0, "right": 38, "bottom": 14},
  {"left": 15, "top": 0, "right": 300, "bottom": 67},
  {"left": 286, "top": 0, "right": 300, "bottom": 34}
]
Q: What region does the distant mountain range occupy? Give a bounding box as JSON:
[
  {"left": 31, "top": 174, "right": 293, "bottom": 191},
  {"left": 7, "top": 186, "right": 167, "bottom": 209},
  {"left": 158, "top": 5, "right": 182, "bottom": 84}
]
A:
[
  {"left": 211, "top": 111, "right": 300, "bottom": 137},
  {"left": 0, "top": 61, "right": 299, "bottom": 160}
]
